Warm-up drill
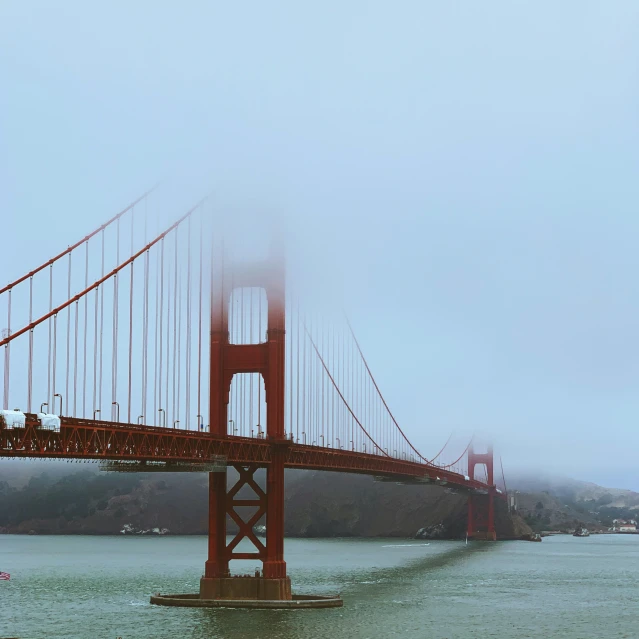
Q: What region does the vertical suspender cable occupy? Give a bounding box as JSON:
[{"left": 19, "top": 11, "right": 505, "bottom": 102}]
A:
[
  {"left": 308, "top": 314, "right": 313, "bottom": 440},
  {"left": 3, "top": 288, "right": 10, "bottom": 410},
  {"left": 343, "top": 322, "right": 347, "bottom": 448},
  {"left": 127, "top": 259, "right": 134, "bottom": 423},
  {"left": 296, "top": 297, "right": 300, "bottom": 442},
  {"left": 340, "top": 325, "right": 346, "bottom": 447},
  {"left": 257, "top": 283, "right": 262, "bottom": 433},
  {"left": 165, "top": 237, "right": 171, "bottom": 424},
  {"left": 83, "top": 241, "right": 89, "bottom": 417},
  {"left": 250, "top": 288, "right": 254, "bottom": 435},
  {"left": 251, "top": 290, "right": 254, "bottom": 436},
  {"left": 112, "top": 218, "right": 120, "bottom": 419},
  {"left": 321, "top": 322, "right": 325, "bottom": 445},
  {"left": 185, "top": 216, "right": 192, "bottom": 429},
  {"left": 357, "top": 334, "right": 360, "bottom": 450},
  {"left": 126, "top": 205, "right": 135, "bottom": 423},
  {"left": 240, "top": 285, "right": 244, "bottom": 435},
  {"left": 172, "top": 229, "right": 178, "bottom": 427},
  {"left": 177, "top": 237, "right": 183, "bottom": 428},
  {"left": 197, "top": 216, "right": 202, "bottom": 427},
  {"left": 314, "top": 315, "right": 318, "bottom": 442},
  {"left": 331, "top": 322, "right": 338, "bottom": 448},
  {"left": 158, "top": 238, "right": 164, "bottom": 423},
  {"left": 141, "top": 201, "right": 149, "bottom": 422},
  {"left": 142, "top": 248, "right": 149, "bottom": 422},
  {"left": 27, "top": 277, "right": 33, "bottom": 413},
  {"left": 231, "top": 272, "right": 236, "bottom": 433},
  {"left": 227, "top": 270, "right": 232, "bottom": 427},
  {"left": 153, "top": 247, "right": 159, "bottom": 424},
  {"left": 141, "top": 250, "right": 146, "bottom": 422},
  {"left": 142, "top": 203, "right": 149, "bottom": 423},
  {"left": 154, "top": 244, "right": 160, "bottom": 424},
  {"left": 306, "top": 311, "right": 311, "bottom": 441},
  {"left": 48, "top": 264, "right": 53, "bottom": 408},
  {"left": 301, "top": 307, "right": 305, "bottom": 443},
  {"left": 52, "top": 313, "right": 58, "bottom": 412},
  {"left": 73, "top": 299, "right": 78, "bottom": 417},
  {"left": 93, "top": 287, "right": 99, "bottom": 413},
  {"left": 316, "top": 316, "right": 320, "bottom": 443},
  {"left": 218, "top": 237, "right": 225, "bottom": 433},
  {"left": 287, "top": 292, "right": 291, "bottom": 438},
  {"left": 368, "top": 349, "right": 372, "bottom": 450},
  {"left": 359, "top": 331, "right": 363, "bottom": 449},
  {"left": 65, "top": 252, "right": 71, "bottom": 416},
  {"left": 99, "top": 230, "right": 105, "bottom": 413},
  {"left": 351, "top": 327, "right": 356, "bottom": 449},
  {"left": 320, "top": 312, "right": 324, "bottom": 444},
  {"left": 360, "top": 341, "right": 364, "bottom": 452},
  {"left": 112, "top": 274, "right": 117, "bottom": 415},
  {"left": 315, "top": 314, "right": 320, "bottom": 441}
]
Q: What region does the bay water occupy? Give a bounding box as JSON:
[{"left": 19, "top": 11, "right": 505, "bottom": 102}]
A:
[{"left": 1, "top": 534, "right": 638, "bottom": 638}]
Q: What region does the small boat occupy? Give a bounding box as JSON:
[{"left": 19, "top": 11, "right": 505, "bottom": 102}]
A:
[{"left": 573, "top": 528, "right": 590, "bottom": 537}]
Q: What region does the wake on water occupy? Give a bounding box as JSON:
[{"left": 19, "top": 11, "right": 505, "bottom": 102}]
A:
[{"left": 382, "top": 544, "right": 431, "bottom": 548}]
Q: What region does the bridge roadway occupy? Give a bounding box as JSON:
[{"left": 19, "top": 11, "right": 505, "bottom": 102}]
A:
[{"left": 0, "top": 414, "right": 488, "bottom": 492}]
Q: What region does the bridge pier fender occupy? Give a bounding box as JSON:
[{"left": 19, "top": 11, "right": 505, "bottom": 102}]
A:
[{"left": 200, "top": 575, "right": 291, "bottom": 601}]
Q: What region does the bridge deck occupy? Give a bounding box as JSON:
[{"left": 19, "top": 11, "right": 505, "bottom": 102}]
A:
[{"left": 0, "top": 415, "right": 489, "bottom": 491}]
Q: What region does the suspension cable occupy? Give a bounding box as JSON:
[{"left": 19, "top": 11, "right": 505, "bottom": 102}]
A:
[
  {"left": 439, "top": 438, "right": 473, "bottom": 470},
  {"left": 0, "top": 187, "right": 157, "bottom": 296},
  {"left": 344, "top": 315, "right": 433, "bottom": 464},
  {"left": 0, "top": 199, "right": 204, "bottom": 349},
  {"left": 304, "top": 321, "right": 390, "bottom": 457}
]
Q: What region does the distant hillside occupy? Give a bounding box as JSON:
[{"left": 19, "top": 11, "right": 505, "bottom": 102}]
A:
[
  {"left": 283, "top": 471, "right": 529, "bottom": 539},
  {"left": 508, "top": 472, "right": 639, "bottom": 532},
  {"left": 0, "top": 467, "right": 207, "bottom": 535},
  {"left": 0, "top": 462, "right": 529, "bottom": 539}
]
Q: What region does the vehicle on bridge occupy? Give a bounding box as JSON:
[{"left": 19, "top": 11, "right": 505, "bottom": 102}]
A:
[{"left": 1, "top": 409, "right": 60, "bottom": 432}]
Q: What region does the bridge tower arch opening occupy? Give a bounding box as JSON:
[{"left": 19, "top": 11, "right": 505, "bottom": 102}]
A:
[
  {"left": 467, "top": 443, "right": 497, "bottom": 541},
  {"left": 202, "top": 248, "right": 291, "bottom": 601}
]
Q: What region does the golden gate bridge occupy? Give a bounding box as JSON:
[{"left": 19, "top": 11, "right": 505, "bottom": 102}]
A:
[{"left": 0, "top": 189, "right": 504, "bottom": 607}]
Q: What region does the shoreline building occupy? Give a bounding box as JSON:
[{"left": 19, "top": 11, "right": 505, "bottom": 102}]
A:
[{"left": 611, "top": 519, "right": 637, "bottom": 533}]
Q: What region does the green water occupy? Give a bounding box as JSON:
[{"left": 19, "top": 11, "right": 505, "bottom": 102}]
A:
[{"left": 1, "top": 534, "right": 638, "bottom": 638}]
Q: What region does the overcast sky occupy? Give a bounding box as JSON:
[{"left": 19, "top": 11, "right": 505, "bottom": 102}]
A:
[{"left": 2, "top": 2, "right": 639, "bottom": 489}]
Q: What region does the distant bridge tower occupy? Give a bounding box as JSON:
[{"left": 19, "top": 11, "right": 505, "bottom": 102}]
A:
[
  {"left": 467, "top": 443, "right": 496, "bottom": 541},
  {"left": 201, "top": 246, "right": 291, "bottom": 601}
]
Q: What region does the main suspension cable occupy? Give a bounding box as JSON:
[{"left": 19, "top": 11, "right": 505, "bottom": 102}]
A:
[{"left": 0, "top": 187, "right": 158, "bottom": 297}]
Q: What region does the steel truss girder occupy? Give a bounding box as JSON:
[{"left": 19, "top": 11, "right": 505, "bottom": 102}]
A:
[{"left": 0, "top": 415, "right": 497, "bottom": 494}]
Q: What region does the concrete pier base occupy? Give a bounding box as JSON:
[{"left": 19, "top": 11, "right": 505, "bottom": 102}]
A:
[
  {"left": 150, "top": 575, "right": 343, "bottom": 609},
  {"left": 199, "top": 576, "right": 292, "bottom": 601},
  {"left": 150, "top": 593, "right": 343, "bottom": 609}
]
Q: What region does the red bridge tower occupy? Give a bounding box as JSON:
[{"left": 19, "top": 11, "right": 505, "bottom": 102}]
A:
[
  {"left": 467, "top": 443, "right": 497, "bottom": 541},
  {"left": 201, "top": 250, "right": 291, "bottom": 601}
]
